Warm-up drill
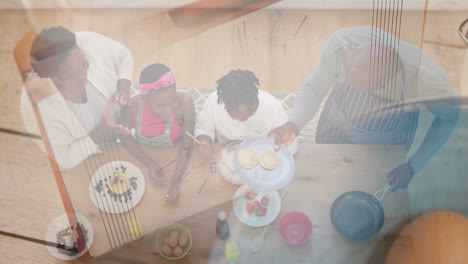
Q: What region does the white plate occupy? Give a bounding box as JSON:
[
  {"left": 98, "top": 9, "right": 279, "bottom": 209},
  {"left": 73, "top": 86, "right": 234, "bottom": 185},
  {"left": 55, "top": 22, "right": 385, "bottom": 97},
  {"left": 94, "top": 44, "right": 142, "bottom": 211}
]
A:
[
  {"left": 218, "top": 141, "right": 243, "bottom": 185},
  {"left": 233, "top": 137, "right": 295, "bottom": 191},
  {"left": 89, "top": 161, "right": 145, "bottom": 214},
  {"left": 45, "top": 213, "right": 94, "bottom": 260},
  {"left": 232, "top": 185, "right": 281, "bottom": 227}
]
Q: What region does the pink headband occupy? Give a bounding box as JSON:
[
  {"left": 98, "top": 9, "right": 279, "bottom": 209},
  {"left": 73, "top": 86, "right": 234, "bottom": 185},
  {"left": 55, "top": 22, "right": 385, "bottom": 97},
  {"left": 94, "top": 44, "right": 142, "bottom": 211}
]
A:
[{"left": 139, "top": 71, "right": 176, "bottom": 95}]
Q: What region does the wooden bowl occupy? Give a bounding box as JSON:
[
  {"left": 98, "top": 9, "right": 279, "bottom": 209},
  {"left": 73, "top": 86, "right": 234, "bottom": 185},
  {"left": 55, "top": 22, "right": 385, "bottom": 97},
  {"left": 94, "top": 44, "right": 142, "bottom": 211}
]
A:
[{"left": 386, "top": 211, "right": 468, "bottom": 264}]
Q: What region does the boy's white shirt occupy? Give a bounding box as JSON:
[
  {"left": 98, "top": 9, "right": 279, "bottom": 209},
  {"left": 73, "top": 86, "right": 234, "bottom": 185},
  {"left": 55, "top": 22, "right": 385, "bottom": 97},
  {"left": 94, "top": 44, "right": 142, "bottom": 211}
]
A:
[
  {"left": 20, "top": 31, "right": 134, "bottom": 169},
  {"left": 195, "top": 90, "right": 299, "bottom": 154}
]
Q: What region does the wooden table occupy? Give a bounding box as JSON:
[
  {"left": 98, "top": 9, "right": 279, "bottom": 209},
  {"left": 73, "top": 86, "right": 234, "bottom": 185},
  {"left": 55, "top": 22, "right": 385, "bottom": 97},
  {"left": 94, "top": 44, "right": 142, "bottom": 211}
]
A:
[{"left": 82, "top": 143, "right": 412, "bottom": 263}]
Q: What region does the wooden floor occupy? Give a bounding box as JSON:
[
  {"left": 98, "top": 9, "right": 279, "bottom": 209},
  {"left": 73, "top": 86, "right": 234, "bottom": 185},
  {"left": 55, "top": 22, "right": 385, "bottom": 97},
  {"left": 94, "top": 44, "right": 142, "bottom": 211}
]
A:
[{"left": 0, "top": 8, "right": 467, "bottom": 263}]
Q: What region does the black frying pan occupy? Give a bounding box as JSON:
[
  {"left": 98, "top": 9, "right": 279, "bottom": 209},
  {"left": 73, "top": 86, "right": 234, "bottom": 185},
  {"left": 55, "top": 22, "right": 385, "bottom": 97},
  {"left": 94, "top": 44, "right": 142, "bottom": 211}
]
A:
[{"left": 330, "top": 184, "right": 391, "bottom": 241}]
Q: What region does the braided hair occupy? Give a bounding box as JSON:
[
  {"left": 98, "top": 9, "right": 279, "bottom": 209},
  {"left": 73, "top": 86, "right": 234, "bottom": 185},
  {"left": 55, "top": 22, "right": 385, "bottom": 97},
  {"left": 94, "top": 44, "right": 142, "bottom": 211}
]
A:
[{"left": 216, "top": 69, "right": 259, "bottom": 113}]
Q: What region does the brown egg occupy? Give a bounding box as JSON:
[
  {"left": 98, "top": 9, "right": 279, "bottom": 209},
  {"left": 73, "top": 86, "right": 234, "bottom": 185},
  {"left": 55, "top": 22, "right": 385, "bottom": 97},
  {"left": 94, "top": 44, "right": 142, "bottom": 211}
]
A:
[
  {"left": 173, "top": 246, "right": 183, "bottom": 257},
  {"left": 161, "top": 245, "right": 172, "bottom": 257},
  {"left": 162, "top": 237, "right": 169, "bottom": 246},
  {"left": 170, "top": 231, "right": 179, "bottom": 239},
  {"left": 168, "top": 235, "right": 178, "bottom": 248},
  {"left": 179, "top": 234, "right": 189, "bottom": 247}
]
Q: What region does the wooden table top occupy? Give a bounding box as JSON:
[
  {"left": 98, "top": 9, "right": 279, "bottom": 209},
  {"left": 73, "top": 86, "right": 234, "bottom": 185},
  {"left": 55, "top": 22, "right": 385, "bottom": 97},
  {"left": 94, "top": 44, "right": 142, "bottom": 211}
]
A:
[{"left": 60, "top": 142, "right": 411, "bottom": 263}]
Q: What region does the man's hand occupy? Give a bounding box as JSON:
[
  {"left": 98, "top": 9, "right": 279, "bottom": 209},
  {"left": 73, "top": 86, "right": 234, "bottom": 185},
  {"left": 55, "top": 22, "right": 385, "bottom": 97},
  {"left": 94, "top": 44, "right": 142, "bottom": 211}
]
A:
[
  {"left": 107, "top": 79, "right": 131, "bottom": 106},
  {"left": 387, "top": 162, "right": 415, "bottom": 191},
  {"left": 269, "top": 122, "right": 298, "bottom": 151}
]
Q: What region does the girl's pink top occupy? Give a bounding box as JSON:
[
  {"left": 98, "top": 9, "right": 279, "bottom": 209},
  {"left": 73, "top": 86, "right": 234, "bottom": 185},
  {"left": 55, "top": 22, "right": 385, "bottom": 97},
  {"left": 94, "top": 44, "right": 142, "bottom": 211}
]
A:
[{"left": 133, "top": 99, "right": 182, "bottom": 143}]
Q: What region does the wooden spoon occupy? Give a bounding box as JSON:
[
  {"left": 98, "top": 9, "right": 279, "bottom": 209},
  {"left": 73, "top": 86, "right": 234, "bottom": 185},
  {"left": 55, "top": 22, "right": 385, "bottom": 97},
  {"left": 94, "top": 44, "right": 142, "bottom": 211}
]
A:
[{"left": 250, "top": 186, "right": 288, "bottom": 254}]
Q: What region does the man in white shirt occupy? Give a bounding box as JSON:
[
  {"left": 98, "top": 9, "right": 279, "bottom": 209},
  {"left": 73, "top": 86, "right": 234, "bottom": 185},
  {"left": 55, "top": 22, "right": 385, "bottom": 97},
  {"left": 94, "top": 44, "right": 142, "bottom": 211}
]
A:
[
  {"left": 195, "top": 69, "right": 298, "bottom": 156},
  {"left": 21, "top": 27, "right": 134, "bottom": 169}
]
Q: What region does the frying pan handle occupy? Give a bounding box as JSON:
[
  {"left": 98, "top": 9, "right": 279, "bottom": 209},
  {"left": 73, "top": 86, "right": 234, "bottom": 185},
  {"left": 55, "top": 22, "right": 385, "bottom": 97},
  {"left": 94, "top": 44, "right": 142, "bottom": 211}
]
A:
[{"left": 373, "top": 184, "right": 391, "bottom": 202}]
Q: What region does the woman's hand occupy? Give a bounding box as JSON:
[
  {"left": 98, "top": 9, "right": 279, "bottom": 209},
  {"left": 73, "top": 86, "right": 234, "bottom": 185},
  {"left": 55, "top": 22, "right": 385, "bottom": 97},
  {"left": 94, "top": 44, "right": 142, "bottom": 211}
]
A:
[
  {"left": 269, "top": 122, "right": 298, "bottom": 151},
  {"left": 107, "top": 79, "right": 131, "bottom": 106},
  {"left": 102, "top": 113, "right": 131, "bottom": 136},
  {"left": 387, "top": 162, "right": 415, "bottom": 191}
]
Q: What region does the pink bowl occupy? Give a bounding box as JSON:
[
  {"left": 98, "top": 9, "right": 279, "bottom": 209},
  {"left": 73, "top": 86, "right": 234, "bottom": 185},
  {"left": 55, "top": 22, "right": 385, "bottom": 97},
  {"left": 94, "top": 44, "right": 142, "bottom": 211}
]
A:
[{"left": 278, "top": 211, "right": 312, "bottom": 245}]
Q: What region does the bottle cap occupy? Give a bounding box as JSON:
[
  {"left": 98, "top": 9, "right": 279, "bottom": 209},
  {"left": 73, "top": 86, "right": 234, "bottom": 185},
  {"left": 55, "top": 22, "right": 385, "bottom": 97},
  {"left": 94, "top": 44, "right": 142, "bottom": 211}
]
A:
[{"left": 218, "top": 210, "right": 227, "bottom": 221}]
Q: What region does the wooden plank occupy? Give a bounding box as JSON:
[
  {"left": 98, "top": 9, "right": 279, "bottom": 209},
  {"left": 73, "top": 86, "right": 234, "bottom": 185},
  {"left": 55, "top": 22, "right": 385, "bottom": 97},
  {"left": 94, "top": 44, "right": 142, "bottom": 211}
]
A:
[
  {"left": 1, "top": 9, "right": 467, "bottom": 134},
  {"left": 97, "top": 144, "right": 411, "bottom": 263},
  {"left": 424, "top": 11, "right": 467, "bottom": 47},
  {"left": 0, "top": 133, "right": 65, "bottom": 241},
  {"left": 422, "top": 43, "right": 466, "bottom": 96}
]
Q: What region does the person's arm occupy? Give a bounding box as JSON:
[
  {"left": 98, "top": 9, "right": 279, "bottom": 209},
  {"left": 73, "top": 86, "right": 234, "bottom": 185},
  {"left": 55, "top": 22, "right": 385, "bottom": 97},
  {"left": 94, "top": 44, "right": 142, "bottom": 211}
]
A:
[
  {"left": 388, "top": 58, "right": 460, "bottom": 191},
  {"left": 409, "top": 101, "right": 460, "bottom": 173},
  {"left": 166, "top": 95, "right": 196, "bottom": 202},
  {"left": 270, "top": 96, "right": 299, "bottom": 155},
  {"left": 37, "top": 93, "right": 101, "bottom": 169},
  {"left": 270, "top": 35, "right": 341, "bottom": 149},
  {"left": 91, "top": 32, "right": 134, "bottom": 105},
  {"left": 194, "top": 93, "right": 216, "bottom": 157},
  {"left": 288, "top": 37, "right": 341, "bottom": 132}
]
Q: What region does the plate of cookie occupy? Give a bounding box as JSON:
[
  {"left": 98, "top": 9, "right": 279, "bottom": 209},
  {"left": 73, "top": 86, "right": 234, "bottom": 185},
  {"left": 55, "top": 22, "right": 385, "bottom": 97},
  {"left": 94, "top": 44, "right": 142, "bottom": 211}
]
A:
[
  {"left": 233, "top": 137, "right": 295, "bottom": 191},
  {"left": 89, "top": 161, "right": 145, "bottom": 214}
]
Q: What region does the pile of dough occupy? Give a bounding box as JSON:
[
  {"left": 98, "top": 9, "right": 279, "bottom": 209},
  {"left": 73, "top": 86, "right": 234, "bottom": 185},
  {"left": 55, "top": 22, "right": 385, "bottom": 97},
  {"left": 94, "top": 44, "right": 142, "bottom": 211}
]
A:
[
  {"left": 237, "top": 149, "right": 259, "bottom": 169},
  {"left": 259, "top": 150, "right": 279, "bottom": 170},
  {"left": 108, "top": 171, "right": 130, "bottom": 194}
]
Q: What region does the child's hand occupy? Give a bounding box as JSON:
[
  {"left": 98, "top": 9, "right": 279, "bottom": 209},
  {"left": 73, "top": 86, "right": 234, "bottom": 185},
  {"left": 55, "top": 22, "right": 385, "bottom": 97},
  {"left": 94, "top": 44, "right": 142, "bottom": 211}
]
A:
[
  {"left": 146, "top": 162, "right": 166, "bottom": 185},
  {"left": 198, "top": 141, "right": 213, "bottom": 159},
  {"left": 165, "top": 183, "right": 179, "bottom": 203}
]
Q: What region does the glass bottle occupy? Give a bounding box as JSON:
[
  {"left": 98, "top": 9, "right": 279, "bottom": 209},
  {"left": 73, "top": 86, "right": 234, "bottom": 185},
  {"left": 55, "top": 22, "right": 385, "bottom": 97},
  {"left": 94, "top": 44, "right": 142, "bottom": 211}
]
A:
[{"left": 216, "top": 210, "right": 230, "bottom": 241}]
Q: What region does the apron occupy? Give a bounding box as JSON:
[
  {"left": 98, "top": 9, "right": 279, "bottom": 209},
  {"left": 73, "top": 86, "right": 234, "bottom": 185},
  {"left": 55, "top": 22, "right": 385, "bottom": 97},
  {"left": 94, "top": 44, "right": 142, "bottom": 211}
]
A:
[
  {"left": 316, "top": 69, "right": 418, "bottom": 152},
  {"left": 135, "top": 97, "right": 176, "bottom": 148}
]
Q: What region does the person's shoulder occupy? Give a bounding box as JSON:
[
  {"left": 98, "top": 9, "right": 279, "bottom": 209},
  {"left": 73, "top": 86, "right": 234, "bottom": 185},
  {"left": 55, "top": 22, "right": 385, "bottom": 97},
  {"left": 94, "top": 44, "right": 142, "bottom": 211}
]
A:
[
  {"left": 204, "top": 91, "right": 219, "bottom": 104},
  {"left": 177, "top": 92, "right": 194, "bottom": 107},
  {"left": 75, "top": 31, "right": 116, "bottom": 49},
  {"left": 258, "top": 90, "right": 284, "bottom": 110}
]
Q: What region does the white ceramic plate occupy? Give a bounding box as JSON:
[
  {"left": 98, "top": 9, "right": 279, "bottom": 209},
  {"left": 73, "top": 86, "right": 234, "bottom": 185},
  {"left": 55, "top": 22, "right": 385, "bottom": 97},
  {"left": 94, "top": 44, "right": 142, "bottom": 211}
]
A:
[
  {"left": 232, "top": 185, "right": 281, "bottom": 227},
  {"left": 45, "top": 213, "right": 94, "bottom": 260},
  {"left": 89, "top": 161, "right": 145, "bottom": 214},
  {"left": 233, "top": 137, "right": 295, "bottom": 191},
  {"left": 218, "top": 141, "right": 243, "bottom": 185}
]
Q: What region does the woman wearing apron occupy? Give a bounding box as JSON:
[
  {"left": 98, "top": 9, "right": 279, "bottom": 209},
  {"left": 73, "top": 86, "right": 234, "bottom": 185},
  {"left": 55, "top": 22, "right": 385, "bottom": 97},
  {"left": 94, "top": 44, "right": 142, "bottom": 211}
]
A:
[
  {"left": 119, "top": 64, "right": 195, "bottom": 202},
  {"left": 270, "top": 26, "right": 459, "bottom": 191}
]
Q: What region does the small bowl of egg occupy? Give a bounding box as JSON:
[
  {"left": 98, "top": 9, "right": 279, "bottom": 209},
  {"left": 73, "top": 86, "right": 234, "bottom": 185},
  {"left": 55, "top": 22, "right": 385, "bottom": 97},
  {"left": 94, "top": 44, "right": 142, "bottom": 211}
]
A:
[{"left": 156, "top": 223, "right": 192, "bottom": 260}]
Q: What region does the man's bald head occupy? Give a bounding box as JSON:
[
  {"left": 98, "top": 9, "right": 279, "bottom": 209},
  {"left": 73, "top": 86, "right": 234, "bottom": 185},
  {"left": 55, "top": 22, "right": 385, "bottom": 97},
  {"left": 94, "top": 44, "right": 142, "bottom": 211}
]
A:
[{"left": 344, "top": 42, "right": 402, "bottom": 93}]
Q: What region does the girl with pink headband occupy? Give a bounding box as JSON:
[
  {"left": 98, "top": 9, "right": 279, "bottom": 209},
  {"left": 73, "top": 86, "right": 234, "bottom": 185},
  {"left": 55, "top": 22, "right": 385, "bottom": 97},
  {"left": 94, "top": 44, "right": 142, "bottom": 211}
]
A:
[{"left": 119, "top": 63, "right": 195, "bottom": 202}]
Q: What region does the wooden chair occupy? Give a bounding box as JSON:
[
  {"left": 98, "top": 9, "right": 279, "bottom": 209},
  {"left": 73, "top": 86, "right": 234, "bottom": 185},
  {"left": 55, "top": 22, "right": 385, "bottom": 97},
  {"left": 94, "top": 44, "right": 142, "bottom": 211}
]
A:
[{"left": 13, "top": 28, "right": 37, "bottom": 81}]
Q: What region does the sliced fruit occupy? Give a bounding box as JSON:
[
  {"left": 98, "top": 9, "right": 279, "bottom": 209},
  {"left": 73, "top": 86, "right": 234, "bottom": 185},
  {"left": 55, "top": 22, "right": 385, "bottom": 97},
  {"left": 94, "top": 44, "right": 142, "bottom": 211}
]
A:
[
  {"left": 245, "top": 191, "right": 257, "bottom": 200},
  {"left": 253, "top": 200, "right": 261, "bottom": 208},
  {"left": 246, "top": 203, "right": 254, "bottom": 216},
  {"left": 256, "top": 207, "right": 267, "bottom": 217},
  {"left": 261, "top": 196, "right": 269, "bottom": 207}
]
